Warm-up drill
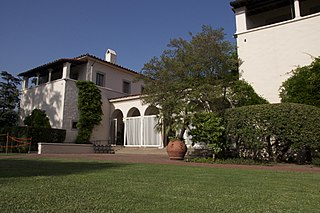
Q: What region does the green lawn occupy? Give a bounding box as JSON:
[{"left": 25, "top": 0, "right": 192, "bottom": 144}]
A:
[{"left": 0, "top": 158, "right": 319, "bottom": 212}]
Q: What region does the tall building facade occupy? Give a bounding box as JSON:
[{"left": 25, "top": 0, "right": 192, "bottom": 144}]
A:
[{"left": 231, "top": 0, "right": 320, "bottom": 102}]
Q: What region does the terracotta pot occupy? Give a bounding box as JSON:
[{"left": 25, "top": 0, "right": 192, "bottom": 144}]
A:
[{"left": 166, "top": 139, "right": 187, "bottom": 160}]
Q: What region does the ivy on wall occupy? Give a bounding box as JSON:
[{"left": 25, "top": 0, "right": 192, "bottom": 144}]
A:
[{"left": 76, "top": 81, "right": 103, "bottom": 143}]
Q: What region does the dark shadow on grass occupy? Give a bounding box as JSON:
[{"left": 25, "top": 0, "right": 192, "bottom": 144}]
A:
[{"left": 0, "top": 159, "right": 128, "bottom": 178}]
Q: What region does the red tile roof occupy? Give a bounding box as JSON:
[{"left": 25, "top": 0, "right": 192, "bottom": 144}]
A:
[{"left": 18, "top": 53, "right": 140, "bottom": 77}]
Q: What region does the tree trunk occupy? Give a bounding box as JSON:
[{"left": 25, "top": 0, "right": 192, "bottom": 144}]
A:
[{"left": 178, "top": 127, "right": 186, "bottom": 141}]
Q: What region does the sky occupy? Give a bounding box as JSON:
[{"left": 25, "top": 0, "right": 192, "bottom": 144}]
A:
[{"left": 0, "top": 0, "right": 236, "bottom": 77}]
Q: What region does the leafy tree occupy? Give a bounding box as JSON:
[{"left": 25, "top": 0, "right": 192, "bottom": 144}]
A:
[
  {"left": 280, "top": 57, "right": 320, "bottom": 107},
  {"left": 228, "top": 80, "right": 268, "bottom": 107},
  {"left": 24, "top": 109, "right": 51, "bottom": 128},
  {"left": 76, "top": 81, "right": 103, "bottom": 143},
  {"left": 0, "top": 71, "right": 20, "bottom": 128},
  {"left": 139, "top": 25, "right": 266, "bottom": 141}
]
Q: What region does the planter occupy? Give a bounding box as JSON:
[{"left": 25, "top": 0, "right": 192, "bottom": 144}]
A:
[{"left": 166, "top": 139, "right": 187, "bottom": 160}]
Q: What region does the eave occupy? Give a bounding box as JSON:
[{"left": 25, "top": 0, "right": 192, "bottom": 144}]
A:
[
  {"left": 18, "top": 58, "right": 87, "bottom": 78},
  {"left": 230, "top": 0, "right": 293, "bottom": 16}
]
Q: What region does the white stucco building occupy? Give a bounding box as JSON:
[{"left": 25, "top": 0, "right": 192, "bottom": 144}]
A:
[
  {"left": 19, "top": 50, "right": 162, "bottom": 147},
  {"left": 230, "top": 0, "right": 320, "bottom": 102}
]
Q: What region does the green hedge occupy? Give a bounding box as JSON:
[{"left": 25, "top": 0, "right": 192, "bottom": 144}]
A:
[
  {"left": 1, "top": 126, "right": 66, "bottom": 151},
  {"left": 224, "top": 103, "right": 320, "bottom": 163}
]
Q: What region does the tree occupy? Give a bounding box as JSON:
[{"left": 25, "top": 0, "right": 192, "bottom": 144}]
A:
[
  {"left": 0, "top": 71, "right": 20, "bottom": 128},
  {"left": 24, "top": 109, "right": 51, "bottom": 128},
  {"left": 139, "top": 25, "right": 266, "bottom": 141},
  {"left": 280, "top": 57, "right": 320, "bottom": 107},
  {"left": 228, "top": 80, "right": 268, "bottom": 107}
]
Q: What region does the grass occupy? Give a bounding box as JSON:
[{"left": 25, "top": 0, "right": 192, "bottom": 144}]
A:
[{"left": 0, "top": 158, "right": 320, "bottom": 212}]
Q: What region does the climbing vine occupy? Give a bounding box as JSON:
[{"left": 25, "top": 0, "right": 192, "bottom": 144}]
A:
[{"left": 76, "top": 81, "right": 103, "bottom": 143}]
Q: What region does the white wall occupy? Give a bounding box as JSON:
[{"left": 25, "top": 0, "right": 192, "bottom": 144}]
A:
[
  {"left": 92, "top": 62, "right": 144, "bottom": 97},
  {"left": 236, "top": 13, "right": 320, "bottom": 103},
  {"left": 90, "top": 91, "right": 112, "bottom": 142},
  {"left": 110, "top": 96, "right": 150, "bottom": 117},
  {"left": 20, "top": 79, "right": 66, "bottom": 128}
]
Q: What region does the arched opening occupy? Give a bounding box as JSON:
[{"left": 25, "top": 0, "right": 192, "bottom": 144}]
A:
[
  {"left": 123, "top": 106, "right": 162, "bottom": 148},
  {"left": 127, "top": 107, "right": 141, "bottom": 117},
  {"left": 125, "top": 107, "right": 141, "bottom": 146},
  {"left": 144, "top": 106, "right": 159, "bottom": 116},
  {"left": 143, "top": 106, "right": 162, "bottom": 147},
  {"left": 110, "top": 109, "right": 124, "bottom": 145}
]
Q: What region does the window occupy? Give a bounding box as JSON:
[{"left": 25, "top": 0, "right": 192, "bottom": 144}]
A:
[
  {"left": 123, "top": 80, "right": 131, "bottom": 94},
  {"left": 96, "top": 73, "right": 105, "bottom": 87},
  {"left": 300, "top": 0, "right": 320, "bottom": 16},
  {"left": 72, "top": 121, "right": 78, "bottom": 130}
]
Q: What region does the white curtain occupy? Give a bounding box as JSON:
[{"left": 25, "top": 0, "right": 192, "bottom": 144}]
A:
[
  {"left": 124, "top": 115, "right": 162, "bottom": 147},
  {"left": 125, "top": 117, "right": 141, "bottom": 146},
  {"left": 143, "top": 116, "right": 162, "bottom": 147}
]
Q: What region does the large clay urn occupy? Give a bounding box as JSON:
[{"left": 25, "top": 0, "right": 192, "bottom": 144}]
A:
[{"left": 166, "top": 139, "right": 187, "bottom": 160}]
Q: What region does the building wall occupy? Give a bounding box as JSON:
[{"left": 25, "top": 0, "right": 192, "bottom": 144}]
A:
[
  {"left": 92, "top": 62, "right": 144, "bottom": 97},
  {"left": 110, "top": 97, "right": 149, "bottom": 117},
  {"left": 90, "top": 90, "right": 112, "bottom": 142},
  {"left": 61, "top": 79, "right": 144, "bottom": 143},
  {"left": 60, "top": 59, "right": 145, "bottom": 143},
  {"left": 20, "top": 79, "right": 66, "bottom": 128},
  {"left": 62, "top": 80, "right": 79, "bottom": 142},
  {"left": 62, "top": 80, "right": 129, "bottom": 143},
  {"left": 236, "top": 13, "right": 320, "bottom": 102},
  {"left": 19, "top": 56, "right": 145, "bottom": 143}
]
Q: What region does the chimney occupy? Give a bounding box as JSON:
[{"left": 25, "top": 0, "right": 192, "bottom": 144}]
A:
[{"left": 105, "top": 49, "right": 117, "bottom": 64}]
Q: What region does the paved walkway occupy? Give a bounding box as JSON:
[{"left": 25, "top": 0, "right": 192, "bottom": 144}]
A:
[
  {"left": 1, "top": 150, "right": 320, "bottom": 173},
  {"left": 115, "top": 147, "right": 167, "bottom": 155}
]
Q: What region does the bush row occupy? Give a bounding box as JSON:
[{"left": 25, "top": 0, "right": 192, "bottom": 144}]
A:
[{"left": 223, "top": 103, "right": 320, "bottom": 163}]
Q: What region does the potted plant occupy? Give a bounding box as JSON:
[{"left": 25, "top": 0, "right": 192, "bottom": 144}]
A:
[
  {"left": 162, "top": 113, "right": 190, "bottom": 160},
  {"left": 166, "top": 138, "right": 187, "bottom": 160}
]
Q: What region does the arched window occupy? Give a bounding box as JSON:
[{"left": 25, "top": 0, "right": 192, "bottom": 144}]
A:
[
  {"left": 144, "top": 106, "right": 159, "bottom": 116},
  {"left": 127, "top": 107, "right": 141, "bottom": 117}
]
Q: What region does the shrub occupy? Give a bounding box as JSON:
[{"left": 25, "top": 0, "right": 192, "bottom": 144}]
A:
[
  {"left": 186, "top": 157, "right": 272, "bottom": 165},
  {"left": 280, "top": 57, "right": 320, "bottom": 107},
  {"left": 23, "top": 109, "right": 51, "bottom": 128},
  {"left": 312, "top": 150, "right": 320, "bottom": 166},
  {"left": 1, "top": 126, "right": 66, "bottom": 151},
  {"left": 188, "top": 112, "right": 225, "bottom": 155},
  {"left": 224, "top": 103, "right": 320, "bottom": 163}
]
